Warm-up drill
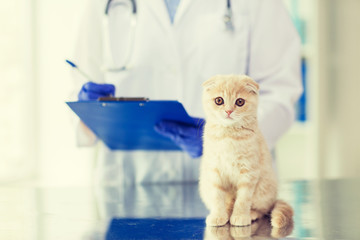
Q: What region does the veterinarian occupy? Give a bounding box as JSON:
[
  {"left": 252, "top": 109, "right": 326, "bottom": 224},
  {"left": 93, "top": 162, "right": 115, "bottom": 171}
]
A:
[{"left": 71, "top": 0, "right": 302, "bottom": 185}]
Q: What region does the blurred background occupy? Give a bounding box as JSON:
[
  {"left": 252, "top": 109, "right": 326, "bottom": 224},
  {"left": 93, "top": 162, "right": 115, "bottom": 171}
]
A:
[
  {"left": 1, "top": 1, "right": 360, "bottom": 239},
  {"left": 1, "top": 0, "right": 359, "bottom": 186}
]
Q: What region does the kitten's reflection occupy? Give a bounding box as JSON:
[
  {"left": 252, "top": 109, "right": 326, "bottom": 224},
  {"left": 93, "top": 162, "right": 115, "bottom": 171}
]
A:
[{"left": 204, "top": 216, "right": 294, "bottom": 240}]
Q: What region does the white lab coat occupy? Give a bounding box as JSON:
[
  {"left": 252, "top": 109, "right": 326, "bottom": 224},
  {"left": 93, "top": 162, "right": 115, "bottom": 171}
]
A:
[{"left": 72, "top": 0, "right": 302, "bottom": 185}]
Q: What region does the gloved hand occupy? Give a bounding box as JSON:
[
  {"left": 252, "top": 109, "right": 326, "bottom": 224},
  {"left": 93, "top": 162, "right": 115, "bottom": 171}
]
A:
[
  {"left": 154, "top": 117, "right": 205, "bottom": 158},
  {"left": 78, "top": 81, "right": 115, "bottom": 101}
]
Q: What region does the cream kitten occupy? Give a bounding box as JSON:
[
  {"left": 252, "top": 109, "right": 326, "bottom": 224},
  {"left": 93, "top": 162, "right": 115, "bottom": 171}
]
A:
[{"left": 199, "top": 75, "right": 293, "bottom": 228}]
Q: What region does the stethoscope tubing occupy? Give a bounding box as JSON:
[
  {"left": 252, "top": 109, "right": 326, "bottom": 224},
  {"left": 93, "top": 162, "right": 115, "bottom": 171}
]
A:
[{"left": 105, "top": 0, "right": 137, "bottom": 15}]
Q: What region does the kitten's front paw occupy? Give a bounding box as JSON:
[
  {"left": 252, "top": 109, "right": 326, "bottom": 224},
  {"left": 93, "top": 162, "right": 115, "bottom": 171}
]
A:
[
  {"left": 230, "top": 214, "right": 251, "bottom": 226},
  {"left": 206, "top": 214, "right": 229, "bottom": 226}
]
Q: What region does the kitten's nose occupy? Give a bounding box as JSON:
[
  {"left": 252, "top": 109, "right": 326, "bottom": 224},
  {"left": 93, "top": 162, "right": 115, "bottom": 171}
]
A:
[{"left": 225, "top": 110, "right": 233, "bottom": 116}]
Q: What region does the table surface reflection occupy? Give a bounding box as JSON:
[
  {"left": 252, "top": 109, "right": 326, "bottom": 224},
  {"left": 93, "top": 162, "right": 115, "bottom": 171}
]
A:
[{"left": 0, "top": 179, "right": 359, "bottom": 240}]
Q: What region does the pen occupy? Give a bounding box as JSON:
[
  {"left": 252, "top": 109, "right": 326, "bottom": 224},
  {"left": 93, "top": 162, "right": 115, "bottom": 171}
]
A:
[{"left": 65, "top": 59, "right": 93, "bottom": 81}]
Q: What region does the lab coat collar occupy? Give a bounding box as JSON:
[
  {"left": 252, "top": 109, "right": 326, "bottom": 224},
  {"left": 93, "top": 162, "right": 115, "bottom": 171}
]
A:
[{"left": 173, "top": 0, "right": 193, "bottom": 25}]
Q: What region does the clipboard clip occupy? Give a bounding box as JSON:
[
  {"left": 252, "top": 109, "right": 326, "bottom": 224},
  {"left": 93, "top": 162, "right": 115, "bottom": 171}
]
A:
[{"left": 98, "top": 97, "right": 149, "bottom": 101}]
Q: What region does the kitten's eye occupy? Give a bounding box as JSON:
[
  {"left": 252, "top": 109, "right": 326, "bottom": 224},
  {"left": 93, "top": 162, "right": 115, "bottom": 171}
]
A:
[
  {"left": 214, "top": 97, "right": 224, "bottom": 105},
  {"left": 235, "top": 98, "right": 245, "bottom": 107}
]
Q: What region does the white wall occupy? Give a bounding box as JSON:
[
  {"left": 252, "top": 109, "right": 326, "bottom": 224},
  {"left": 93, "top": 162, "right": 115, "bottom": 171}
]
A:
[
  {"left": 317, "top": 0, "right": 360, "bottom": 178},
  {"left": 0, "top": 0, "right": 38, "bottom": 182}
]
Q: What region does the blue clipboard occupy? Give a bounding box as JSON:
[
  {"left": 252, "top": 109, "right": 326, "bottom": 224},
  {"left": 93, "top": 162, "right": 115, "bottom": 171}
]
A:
[{"left": 66, "top": 100, "right": 195, "bottom": 150}]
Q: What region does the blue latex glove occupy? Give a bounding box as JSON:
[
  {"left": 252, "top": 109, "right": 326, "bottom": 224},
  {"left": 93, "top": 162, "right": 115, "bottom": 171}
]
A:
[
  {"left": 154, "top": 117, "right": 205, "bottom": 158},
  {"left": 78, "top": 81, "right": 115, "bottom": 101}
]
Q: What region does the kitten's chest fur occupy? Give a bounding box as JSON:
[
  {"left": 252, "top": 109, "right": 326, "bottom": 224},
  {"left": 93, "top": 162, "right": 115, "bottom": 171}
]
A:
[
  {"left": 203, "top": 125, "right": 262, "bottom": 184},
  {"left": 204, "top": 125, "right": 259, "bottom": 157}
]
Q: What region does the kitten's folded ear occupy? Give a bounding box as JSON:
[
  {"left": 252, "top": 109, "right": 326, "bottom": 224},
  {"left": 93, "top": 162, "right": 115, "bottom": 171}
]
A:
[
  {"left": 202, "top": 76, "right": 218, "bottom": 91},
  {"left": 243, "top": 77, "right": 259, "bottom": 95}
]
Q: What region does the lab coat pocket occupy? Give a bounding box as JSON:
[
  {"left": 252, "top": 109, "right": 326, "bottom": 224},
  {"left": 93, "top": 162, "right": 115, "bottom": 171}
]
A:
[{"left": 198, "top": 12, "right": 250, "bottom": 79}]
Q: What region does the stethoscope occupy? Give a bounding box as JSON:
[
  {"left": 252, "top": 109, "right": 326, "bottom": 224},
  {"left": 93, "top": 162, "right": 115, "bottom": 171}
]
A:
[{"left": 103, "top": 0, "right": 233, "bottom": 72}]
